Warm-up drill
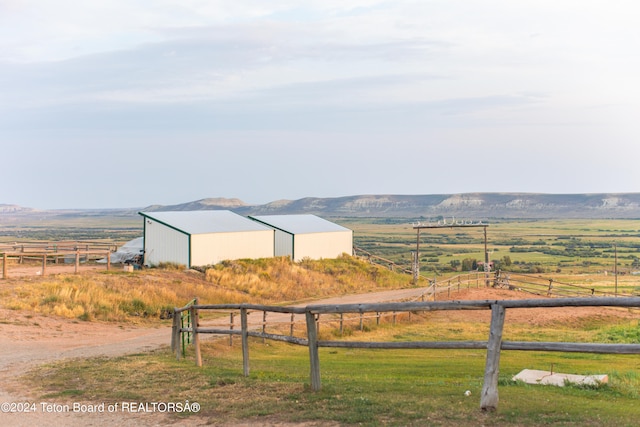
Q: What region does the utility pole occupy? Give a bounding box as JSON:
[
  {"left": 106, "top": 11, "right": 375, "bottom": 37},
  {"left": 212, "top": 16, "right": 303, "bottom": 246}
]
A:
[
  {"left": 484, "top": 226, "right": 489, "bottom": 286},
  {"left": 614, "top": 243, "right": 618, "bottom": 297},
  {"left": 413, "top": 229, "right": 421, "bottom": 285}
]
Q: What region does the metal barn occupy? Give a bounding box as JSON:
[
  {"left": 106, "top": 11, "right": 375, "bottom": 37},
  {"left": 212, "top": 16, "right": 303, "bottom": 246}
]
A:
[
  {"left": 139, "top": 210, "right": 274, "bottom": 268},
  {"left": 249, "top": 214, "right": 353, "bottom": 261}
]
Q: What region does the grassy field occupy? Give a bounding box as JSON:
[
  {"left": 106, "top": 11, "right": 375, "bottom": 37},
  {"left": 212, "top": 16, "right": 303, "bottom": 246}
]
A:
[
  {"left": 4, "top": 216, "right": 640, "bottom": 425},
  {"left": 2, "top": 213, "right": 639, "bottom": 277},
  {"left": 0, "top": 257, "right": 412, "bottom": 321},
  {"left": 341, "top": 217, "right": 640, "bottom": 278},
  {"left": 0, "top": 213, "right": 141, "bottom": 242},
  {"left": 28, "top": 317, "right": 640, "bottom": 426}
]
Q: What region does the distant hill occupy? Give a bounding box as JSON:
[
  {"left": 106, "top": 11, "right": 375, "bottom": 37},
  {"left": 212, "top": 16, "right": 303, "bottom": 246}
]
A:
[
  {"left": 142, "top": 198, "right": 248, "bottom": 212},
  {"left": 4, "top": 194, "right": 640, "bottom": 220},
  {"left": 148, "top": 193, "right": 640, "bottom": 219},
  {"left": 0, "top": 204, "right": 34, "bottom": 214},
  {"left": 238, "top": 193, "right": 640, "bottom": 219}
]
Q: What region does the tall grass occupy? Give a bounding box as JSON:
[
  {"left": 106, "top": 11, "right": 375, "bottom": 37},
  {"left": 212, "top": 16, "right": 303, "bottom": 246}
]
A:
[
  {"left": 1, "top": 270, "right": 245, "bottom": 321},
  {"left": 0, "top": 256, "right": 411, "bottom": 321},
  {"left": 203, "top": 255, "right": 411, "bottom": 303}
]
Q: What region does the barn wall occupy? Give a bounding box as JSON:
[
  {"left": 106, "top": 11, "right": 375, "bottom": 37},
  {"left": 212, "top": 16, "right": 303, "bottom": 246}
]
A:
[
  {"left": 293, "top": 230, "right": 353, "bottom": 261},
  {"left": 143, "top": 218, "right": 190, "bottom": 267},
  {"left": 274, "top": 229, "right": 294, "bottom": 258},
  {"left": 190, "top": 230, "right": 274, "bottom": 266}
]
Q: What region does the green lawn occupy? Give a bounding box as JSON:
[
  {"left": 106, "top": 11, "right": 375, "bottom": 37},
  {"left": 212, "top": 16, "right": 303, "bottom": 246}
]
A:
[{"left": 29, "top": 320, "right": 640, "bottom": 426}]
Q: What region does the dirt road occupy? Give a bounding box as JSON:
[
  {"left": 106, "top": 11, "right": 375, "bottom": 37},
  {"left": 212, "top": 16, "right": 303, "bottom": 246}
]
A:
[
  {"left": 2, "top": 285, "right": 636, "bottom": 426},
  {"left": 0, "top": 285, "right": 436, "bottom": 426}
]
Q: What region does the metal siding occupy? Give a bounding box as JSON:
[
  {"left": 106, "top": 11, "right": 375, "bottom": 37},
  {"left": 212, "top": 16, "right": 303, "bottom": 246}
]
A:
[
  {"left": 190, "top": 230, "right": 274, "bottom": 266},
  {"left": 274, "top": 229, "right": 294, "bottom": 258},
  {"left": 143, "top": 218, "right": 190, "bottom": 267},
  {"left": 293, "top": 230, "right": 353, "bottom": 261}
]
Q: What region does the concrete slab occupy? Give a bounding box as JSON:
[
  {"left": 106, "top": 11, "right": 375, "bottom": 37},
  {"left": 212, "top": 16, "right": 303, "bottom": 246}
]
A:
[{"left": 512, "top": 369, "right": 608, "bottom": 387}]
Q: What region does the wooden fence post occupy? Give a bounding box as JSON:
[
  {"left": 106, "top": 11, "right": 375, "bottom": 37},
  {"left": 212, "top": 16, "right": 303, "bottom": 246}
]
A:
[
  {"left": 229, "top": 312, "right": 235, "bottom": 346},
  {"left": 290, "top": 313, "right": 295, "bottom": 337},
  {"left": 74, "top": 251, "right": 80, "bottom": 274},
  {"left": 42, "top": 254, "right": 47, "bottom": 276},
  {"left": 547, "top": 279, "right": 554, "bottom": 296},
  {"left": 480, "top": 304, "right": 506, "bottom": 411},
  {"left": 191, "top": 299, "right": 202, "bottom": 367},
  {"left": 241, "top": 307, "right": 249, "bottom": 377},
  {"left": 171, "top": 309, "right": 181, "bottom": 359},
  {"left": 306, "top": 309, "right": 321, "bottom": 391},
  {"left": 262, "top": 311, "right": 267, "bottom": 344}
]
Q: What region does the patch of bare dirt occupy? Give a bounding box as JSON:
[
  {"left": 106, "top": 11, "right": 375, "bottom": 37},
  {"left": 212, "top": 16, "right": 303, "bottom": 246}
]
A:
[{"left": 433, "top": 287, "right": 640, "bottom": 326}]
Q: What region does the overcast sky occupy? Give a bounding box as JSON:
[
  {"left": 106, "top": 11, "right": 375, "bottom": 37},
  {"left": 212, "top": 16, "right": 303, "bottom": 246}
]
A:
[{"left": 1, "top": 1, "right": 639, "bottom": 209}]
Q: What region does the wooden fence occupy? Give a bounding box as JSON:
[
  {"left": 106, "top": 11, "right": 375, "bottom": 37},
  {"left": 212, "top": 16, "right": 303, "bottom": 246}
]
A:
[
  {"left": 171, "top": 296, "right": 640, "bottom": 412},
  {"left": 413, "top": 269, "right": 633, "bottom": 300},
  {"left": 353, "top": 245, "right": 411, "bottom": 274},
  {"left": 493, "top": 270, "right": 635, "bottom": 298},
  {"left": 1, "top": 245, "right": 114, "bottom": 279}
]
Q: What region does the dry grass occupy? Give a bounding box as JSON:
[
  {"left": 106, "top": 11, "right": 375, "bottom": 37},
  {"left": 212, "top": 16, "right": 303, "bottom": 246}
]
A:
[
  {"left": 0, "top": 255, "right": 411, "bottom": 322},
  {"left": 0, "top": 270, "right": 247, "bottom": 321},
  {"left": 203, "top": 255, "right": 411, "bottom": 303}
]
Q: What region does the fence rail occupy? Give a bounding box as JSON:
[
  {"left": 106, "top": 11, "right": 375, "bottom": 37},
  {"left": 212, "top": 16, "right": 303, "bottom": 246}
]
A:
[
  {"left": 0, "top": 240, "right": 117, "bottom": 253},
  {"left": 0, "top": 240, "right": 118, "bottom": 279},
  {"left": 1, "top": 250, "right": 112, "bottom": 279},
  {"left": 171, "top": 295, "right": 640, "bottom": 412},
  {"left": 494, "top": 270, "right": 635, "bottom": 298}
]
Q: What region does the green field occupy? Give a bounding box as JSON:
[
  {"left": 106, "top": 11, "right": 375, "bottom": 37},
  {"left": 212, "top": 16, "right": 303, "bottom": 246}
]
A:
[
  {"left": 2, "top": 213, "right": 639, "bottom": 277},
  {"left": 338, "top": 218, "right": 640, "bottom": 278},
  {"left": 0, "top": 213, "right": 141, "bottom": 243},
  {"left": 4, "top": 213, "right": 640, "bottom": 425},
  {"left": 29, "top": 318, "right": 640, "bottom": 426}
]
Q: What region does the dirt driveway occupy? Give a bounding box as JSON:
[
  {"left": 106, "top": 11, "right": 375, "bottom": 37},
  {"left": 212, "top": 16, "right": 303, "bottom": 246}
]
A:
[
  {"left": 0, "top": 284, "right": 443, "bottom": 426},
  {"left": 1, "top": 286, "right": 637, "bottom": 426}
]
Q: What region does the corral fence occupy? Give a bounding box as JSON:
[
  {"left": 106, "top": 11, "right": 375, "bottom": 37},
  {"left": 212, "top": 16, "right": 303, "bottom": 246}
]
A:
[
  {"left": 0, "top": 240, "right": 117, "bottom": 279},
  {"left": 353, "top": 245, "right": 412, "bottom": 274},
  {"left": 493, "top": 270, "right": 636, "bottom": 298},
  {"left": 381, "top": 268, "right": 636, "bottom": 301},
  {"left": 353, "top": 244, "right": 632, "bottom": 299},
  {"left": 171, "top": 296, "right": 640, "bottom": 412}
]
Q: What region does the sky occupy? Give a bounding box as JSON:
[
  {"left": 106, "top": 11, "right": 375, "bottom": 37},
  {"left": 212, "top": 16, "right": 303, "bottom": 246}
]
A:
[{"left": 1, "top": 0, "right": 639, "bottom": 209}]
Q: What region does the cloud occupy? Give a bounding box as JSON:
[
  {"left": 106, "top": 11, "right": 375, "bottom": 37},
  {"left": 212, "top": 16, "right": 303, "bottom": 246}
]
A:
[{"left": 2, "top": 1, "right": 640, "bottom": 208}]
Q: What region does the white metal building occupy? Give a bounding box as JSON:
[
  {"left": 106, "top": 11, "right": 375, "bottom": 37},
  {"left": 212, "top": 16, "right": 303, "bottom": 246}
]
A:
[
  {"left": 249, "top": 214, "right": 353, "bottom": 261},
  {"left": 139, "top": 210, "right": 274, "bottom": 268}
]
